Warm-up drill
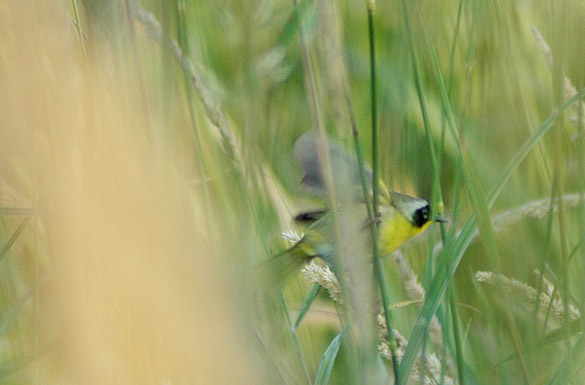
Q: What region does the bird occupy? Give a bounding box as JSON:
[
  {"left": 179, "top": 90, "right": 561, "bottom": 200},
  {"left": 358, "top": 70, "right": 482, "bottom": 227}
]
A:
[{"left": 260, "top": 132, "right": 441, "bottom": 286}]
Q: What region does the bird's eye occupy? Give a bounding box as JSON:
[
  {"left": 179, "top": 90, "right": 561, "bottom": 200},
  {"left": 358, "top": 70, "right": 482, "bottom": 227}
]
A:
[{"left": 413, "top": 205, "right": 430, "bottom": 227}]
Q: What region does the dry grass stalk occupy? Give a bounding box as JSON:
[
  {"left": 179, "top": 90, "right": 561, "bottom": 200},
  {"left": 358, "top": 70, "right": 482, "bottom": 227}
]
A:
[
  {"left": 391, "top": 251, "right": 454, "bottom": 374},
  {"left": 475, "top": 271, "right": 580, "bottom": 323},
  {"left": 129, "top": 0, "right": 238, "bottom": 160},
  {"left": 377, "top": 314, "right": 454, "bottom": 385},
  {"left": 301, "top": 259, "right": 345, "bottom": 305},
  {"left": 297, "top": 242, "right": 455, "bottom": 382},
  {"left": 531, "top": 26, "right": 585, "bottom": 137},
  {"left": 433, "top": 194, "right": 585, "bottom": 257}
]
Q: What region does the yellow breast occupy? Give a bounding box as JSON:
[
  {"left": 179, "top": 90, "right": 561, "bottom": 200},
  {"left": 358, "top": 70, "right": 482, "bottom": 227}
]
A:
[{"left": 378, "top": 209, "right": 431, "bottom": 255}]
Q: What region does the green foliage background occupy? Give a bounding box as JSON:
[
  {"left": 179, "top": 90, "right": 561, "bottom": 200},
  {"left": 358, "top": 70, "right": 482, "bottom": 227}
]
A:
[{"left": 2, "top": 0, "right": 585, "bottom": 384}]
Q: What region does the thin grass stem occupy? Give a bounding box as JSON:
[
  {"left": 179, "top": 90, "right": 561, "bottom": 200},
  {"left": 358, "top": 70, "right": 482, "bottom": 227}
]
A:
[
  {"left": 123, "top": 0, "right": 155, "bottom": 145},
  {"left": 175, "top": 0, "right": 213, "bottom": 229},
  {"left": 400, "top": 87, "right": 585, "bottom": 381},
  {"left": 70, "top": 0, "right": 86, "bottom": 55},
  {"left": 292, "top": 0, "right": 346, "bottom": 291},
  {"left": 365, "top": 2, "right": 401, "bottom": 383},
  {"left": 421, "top": 20, "right": 467, "bottom": 379},
  {"left": 401, "top": 2, "right": 465, "bottom": 383},
  {"left": 0, "top": 217, "right": 32, "bottom": 264},
  {"left": 129, "top": 0, "right": 238, "bottom": 162},
  {"left": 281, "top": 294, "right": 313, "bottom": 385}
]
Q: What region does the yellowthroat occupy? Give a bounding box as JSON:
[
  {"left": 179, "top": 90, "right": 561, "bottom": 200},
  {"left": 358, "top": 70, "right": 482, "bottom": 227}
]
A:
[{"left": 262, "top": 133, "right": 439, "bottom": 284}]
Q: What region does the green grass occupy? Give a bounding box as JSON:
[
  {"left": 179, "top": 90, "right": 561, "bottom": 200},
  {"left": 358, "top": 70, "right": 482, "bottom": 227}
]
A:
[{"left": 2, "top": 0, "right": 585, "bottom": 384}]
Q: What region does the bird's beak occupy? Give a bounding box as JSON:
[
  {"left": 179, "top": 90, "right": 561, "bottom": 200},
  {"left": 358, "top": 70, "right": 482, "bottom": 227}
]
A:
[{"left": 434, "top": 215, "right": 449, "bottom": 223}]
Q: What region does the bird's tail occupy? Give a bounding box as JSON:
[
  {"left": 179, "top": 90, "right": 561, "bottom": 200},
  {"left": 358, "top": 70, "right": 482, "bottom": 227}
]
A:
[{"left": 255, "top": 245, "right": 312, "bottom": 291}]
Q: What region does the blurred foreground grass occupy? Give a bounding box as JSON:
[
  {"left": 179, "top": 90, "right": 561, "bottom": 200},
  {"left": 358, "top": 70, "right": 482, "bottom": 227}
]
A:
[{"left": 1, "top": 0, "right": 585, "bottom": 384}]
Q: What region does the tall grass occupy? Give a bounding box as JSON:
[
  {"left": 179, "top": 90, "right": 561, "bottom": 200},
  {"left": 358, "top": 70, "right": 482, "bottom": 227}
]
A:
[{"left": 1, "top": 0, "right": 585, "bottom": 384}]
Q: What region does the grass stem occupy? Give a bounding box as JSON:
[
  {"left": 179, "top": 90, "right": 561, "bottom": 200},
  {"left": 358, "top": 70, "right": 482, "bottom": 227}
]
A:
[
  {"left": 366, "top": 2, "right": 401, "bottom": 384},
  {"left": 70, "top": 0, "right": 86, "bottom": 55}
]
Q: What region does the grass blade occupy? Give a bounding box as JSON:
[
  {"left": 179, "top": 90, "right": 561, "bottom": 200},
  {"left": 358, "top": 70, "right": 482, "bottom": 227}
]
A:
[
  {"left": 0, "top": 217, "right": 32, "bottom": 264},
  {"left": 276, "top": 0, "right": 317, "bottom": 49},
  {"left": 294, "top": 284, "right": 322, "bottom": 330},
  {"left": 0, "top": 276, "right": 50, "bottom": 337},
  {"left": 313, "top": 325, "right": 349, "bottom": 385},
  {"left": 281, "top": 294, "right": 312, "bottom": 385},
  {"left": 70, "top": 0, "right": 86, "bottom": 55},
  {"left": 546, "top": 334, "right": 585, "bottom": 385},
  {"left": 399, "top": 87, "right": 585, "bottom": 380},
  {"left": 366, "top": 1, "right": 403, "bottom": 383}
]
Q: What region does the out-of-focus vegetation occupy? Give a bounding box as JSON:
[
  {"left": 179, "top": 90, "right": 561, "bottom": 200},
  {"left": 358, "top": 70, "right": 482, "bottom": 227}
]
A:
[{"left": 1, "top": 0, "right": 585, "bottom": 384}]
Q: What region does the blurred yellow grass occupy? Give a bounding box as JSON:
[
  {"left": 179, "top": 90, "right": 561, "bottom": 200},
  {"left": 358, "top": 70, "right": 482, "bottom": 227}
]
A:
[{"left": 0, "top": 2, "right": 259, "bottom": 384}]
